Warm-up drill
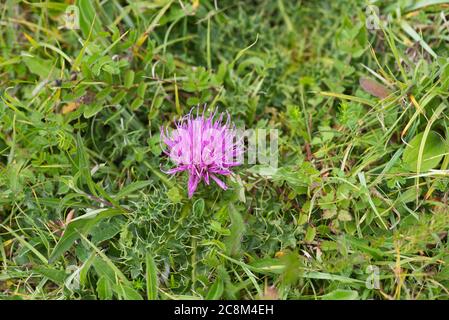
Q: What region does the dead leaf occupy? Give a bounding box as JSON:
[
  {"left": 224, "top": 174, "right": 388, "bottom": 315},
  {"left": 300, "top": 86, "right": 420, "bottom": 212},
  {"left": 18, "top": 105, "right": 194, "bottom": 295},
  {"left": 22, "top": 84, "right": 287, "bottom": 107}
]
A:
[
  {"left": 359, "top": 77, "right": 391, "bottom": 99},
  {"left": 61, "top": 101, "right": 80, "bottom": 114}
]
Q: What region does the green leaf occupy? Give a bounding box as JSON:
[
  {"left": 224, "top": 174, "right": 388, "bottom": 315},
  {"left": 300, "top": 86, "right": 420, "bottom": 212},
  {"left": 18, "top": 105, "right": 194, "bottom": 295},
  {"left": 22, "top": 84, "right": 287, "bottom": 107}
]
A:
[
  {"left": 114, "top": 180, "right": 153, "bottom": 200},
  {"left": 206, "top": 279, "right": 224, "bottom": 300},
  {"left": 88, "top": 239, "right": 143, "bottom": 300},
  {"left": 124, "top": 70, "right": 135, "bottom": 88},
  {"left": 48, "top": 208, "right": 124, "bottom": 263},
  {"left": 406, "top": 0, "right": 449, "bottom": 11},
  {"left": 137, "top": 82, "right": 147, "bottom": 99},
  {"left": 145, "top": 252, "right": 158, "bottom": 300},
  {"left": 305, "top": 226, "right": 316, "bottom": 243},
  {"left": 398, "top": 187, "right": 418, "bottom": 204},
  {"left": 83, "top": 103, "right": 103, "bottom": 118},
  {"left": 345, "top": 236, "right": 385, "bottom": 259},
  {"left": 224, "top": 203, "right": 245, "bottom": 257},
  {"left": 93, "top": 257, "right": 117, "bottom": 286},
  {"left": 120, "top": 285, "right": 143, "bottom": 300},
  {"left": 130, "top": 97, "right": 144, "bottom": 110},
  {"left": 210, "top": 221, "right": 231, "bottom": 236},
  {"left": 22, "top": 56, "right": 60, "bottom": 79},
  {"left": 97, "top": 276, "right": 113, "bottom": 300},
  {"left": 166, "top": 186, "right": 183, "bottom": 204},
  {"left": 79, "top": 252, "right": 96, "bottom": 286},
  {"left": 192, "top": 198, "right": 205, "bottom": 216},
  {"left": 76, "top": 0, "right": 103, "bottom": 39},
  {"left": 34, "top": 267, "right": 67, "bottom": 285},
  {"left": 400, "top": 20, "right": 437, "bottom": 58},
  {"left": 322, "top": 289, "right": 359, "bottom": 300},
  {"left": 91, "top": 219, "right": 122, "bottom": 243},
  {"left": 402, "top": 131, "right": 446, "bottom": 172},
  {"left": 111, "top": 91, "right": 127, "bottom": 105},
  {"left": 249, "top": 258, "right": 285, "bottom": 274}
]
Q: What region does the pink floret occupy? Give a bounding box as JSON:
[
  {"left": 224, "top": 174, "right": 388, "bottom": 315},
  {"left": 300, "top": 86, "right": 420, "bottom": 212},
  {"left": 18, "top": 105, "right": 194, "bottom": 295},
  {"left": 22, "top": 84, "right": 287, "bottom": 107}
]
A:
[{"left": 160, "top": 108, "right": 243, "bottom": 198}]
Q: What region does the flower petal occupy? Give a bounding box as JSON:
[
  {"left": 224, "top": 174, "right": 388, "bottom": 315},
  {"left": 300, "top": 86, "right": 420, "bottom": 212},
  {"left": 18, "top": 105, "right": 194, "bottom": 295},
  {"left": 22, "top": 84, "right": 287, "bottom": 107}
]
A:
[
  {"left": 188, "top": 173, "right": 200, "bottom": 198},
  {"left": 166, "top": 166, "right": 187, "bottom": 174},
  {"left": 210, "top": 174, "right": 227, "bottom": 190}
]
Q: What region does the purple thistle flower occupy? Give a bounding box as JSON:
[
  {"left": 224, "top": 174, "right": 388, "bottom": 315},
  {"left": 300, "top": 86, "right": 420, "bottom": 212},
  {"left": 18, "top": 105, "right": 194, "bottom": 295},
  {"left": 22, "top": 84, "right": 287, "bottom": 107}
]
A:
[{"left": 160, "top": 108, "right": 243, "bottom": 198}]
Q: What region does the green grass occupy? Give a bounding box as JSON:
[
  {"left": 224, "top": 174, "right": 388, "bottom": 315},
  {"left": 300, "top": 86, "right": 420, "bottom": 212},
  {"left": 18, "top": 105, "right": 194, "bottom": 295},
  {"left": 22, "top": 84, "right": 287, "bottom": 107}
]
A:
[{"left": 1, "top": 0, "right": 449, "bottom": 300}]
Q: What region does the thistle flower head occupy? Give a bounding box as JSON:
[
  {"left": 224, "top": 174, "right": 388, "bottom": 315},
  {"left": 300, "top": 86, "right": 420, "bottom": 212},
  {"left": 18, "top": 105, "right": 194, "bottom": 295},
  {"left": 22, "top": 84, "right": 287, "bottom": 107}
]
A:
[{"left": 160, "top": 108, "right": 243, "bottom": 198}]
